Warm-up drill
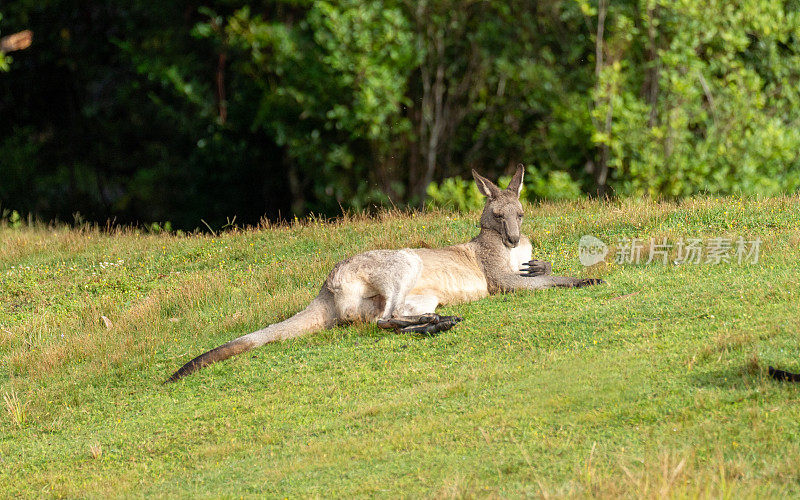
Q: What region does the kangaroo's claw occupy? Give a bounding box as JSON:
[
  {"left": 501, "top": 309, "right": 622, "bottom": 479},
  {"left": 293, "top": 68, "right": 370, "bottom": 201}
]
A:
[
  {"left": 377, "top": 314, "right": 463, "bottom": 336},
  {"left": 576, "top": 278, "right": 605, "bottom": 287},
  {"left": 399, "top": 315, "right": 462, "bottom": 335},
  {"left": 520, "top": 259, "right": 552, "bottom": 277},
  {"left": 377, "top": 314, "right": 438, "bottom": 330}
]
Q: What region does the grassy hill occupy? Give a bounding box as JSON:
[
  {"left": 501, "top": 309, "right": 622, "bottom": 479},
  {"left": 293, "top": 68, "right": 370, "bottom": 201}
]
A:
[{"left": 2, "top": 197, "right": 800, "bottom": 498}]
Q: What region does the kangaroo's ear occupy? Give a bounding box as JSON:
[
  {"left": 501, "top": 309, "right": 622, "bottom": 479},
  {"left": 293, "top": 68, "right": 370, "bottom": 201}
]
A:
[
  {"left": 472, "top": 169, "right": 501, "bottom": 199},
  {"left": 506, "top": 164, "right": 525, "bottom": 198}
]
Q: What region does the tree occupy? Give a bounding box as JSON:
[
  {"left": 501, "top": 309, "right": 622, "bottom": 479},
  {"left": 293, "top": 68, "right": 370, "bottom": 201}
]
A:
[{"left": 2, "top": 0, "right": 800, "bottom": 228}]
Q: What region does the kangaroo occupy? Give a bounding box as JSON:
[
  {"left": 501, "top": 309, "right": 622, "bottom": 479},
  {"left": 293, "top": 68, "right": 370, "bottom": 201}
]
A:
[{"left": 167, "top": 166, "right": 603, "bottom": 382}]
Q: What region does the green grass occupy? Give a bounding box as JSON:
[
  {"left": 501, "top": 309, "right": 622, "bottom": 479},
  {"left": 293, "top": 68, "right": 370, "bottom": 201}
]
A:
[{"left": 2, "top": 197, "right": 800, "bottom": 498}]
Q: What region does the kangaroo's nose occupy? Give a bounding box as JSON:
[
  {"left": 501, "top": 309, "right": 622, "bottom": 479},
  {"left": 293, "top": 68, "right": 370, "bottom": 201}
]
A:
[{"left": 508, "top": 234, "right": 520, "bottom": 246}]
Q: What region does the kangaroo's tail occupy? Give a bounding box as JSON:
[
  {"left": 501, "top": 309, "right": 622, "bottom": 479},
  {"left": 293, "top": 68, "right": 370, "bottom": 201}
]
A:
[{"left": 166, "top": 287, "right": 336, "bottom": 382}]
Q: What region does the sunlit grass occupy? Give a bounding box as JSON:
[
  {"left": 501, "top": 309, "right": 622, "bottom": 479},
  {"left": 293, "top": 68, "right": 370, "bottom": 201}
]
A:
[{"left": 1, "top": 196, "right": 799, "bottom": 497}]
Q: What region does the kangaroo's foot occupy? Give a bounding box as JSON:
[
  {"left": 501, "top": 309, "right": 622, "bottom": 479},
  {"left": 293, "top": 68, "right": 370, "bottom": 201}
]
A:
[
  {"left": 377, "top": 314, "right": 463, "bottom": 336},
  {"left": 520, "top": 259, "right": 552, "bottom": 276}
]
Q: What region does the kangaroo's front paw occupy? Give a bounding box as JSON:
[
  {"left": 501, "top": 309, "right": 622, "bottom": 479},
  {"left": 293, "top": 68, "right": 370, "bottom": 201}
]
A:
[
  {"left": 520, "top": 259, "right": 552, "bottom": 277},
  {"left": 576, "top": 278, "right": 605, "bottom": 287}
]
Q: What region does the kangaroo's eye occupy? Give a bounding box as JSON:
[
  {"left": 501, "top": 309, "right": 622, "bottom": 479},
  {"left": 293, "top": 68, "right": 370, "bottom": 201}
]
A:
[
  {"left": 494, "top": 213, "right": 502, "bottom": 219},
  {"left": 517, "top": 213, "right": 523, "bottom": 219}
]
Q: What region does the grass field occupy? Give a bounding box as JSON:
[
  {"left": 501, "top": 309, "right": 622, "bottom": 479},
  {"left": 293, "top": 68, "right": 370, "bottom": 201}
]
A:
[{"left": 2, "top": 197, "right": 800, "bottom": 498}]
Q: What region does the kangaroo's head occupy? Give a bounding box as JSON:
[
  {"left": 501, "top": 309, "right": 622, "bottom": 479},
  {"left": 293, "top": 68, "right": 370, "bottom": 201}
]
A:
[{"left": 472, "top": 165, "right": 525, "bottom": 248}]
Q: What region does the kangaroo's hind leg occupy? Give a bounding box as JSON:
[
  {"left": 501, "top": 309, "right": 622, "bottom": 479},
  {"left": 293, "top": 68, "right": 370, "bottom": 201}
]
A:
[
  {"left": 350, "top": 250, "right": 460, "bottom": 336},
  {"left": 377, "top": 294, "right": 462, "bottom": 336},
  {"left": 330, "top": 249, "right": 422, "bottom": 323}
]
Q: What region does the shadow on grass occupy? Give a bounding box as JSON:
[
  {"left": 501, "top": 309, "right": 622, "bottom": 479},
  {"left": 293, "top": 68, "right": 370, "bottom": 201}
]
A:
[
  {"left": 689, "top": 364, "right": 764, "bottom": 390},
  {"left": 297, "top": 321, "right": 448, "bottom": 348}
]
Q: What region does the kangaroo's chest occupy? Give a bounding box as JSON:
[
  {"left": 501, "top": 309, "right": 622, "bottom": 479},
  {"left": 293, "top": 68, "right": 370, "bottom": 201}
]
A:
[{"left": 507, "top": 238, "right": 533, "bottom": 272}]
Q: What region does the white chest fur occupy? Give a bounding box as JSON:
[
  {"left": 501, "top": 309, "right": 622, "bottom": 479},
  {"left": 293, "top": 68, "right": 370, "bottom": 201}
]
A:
[{"left": 508, "top": 238, "right": 533, "bottom": 272}]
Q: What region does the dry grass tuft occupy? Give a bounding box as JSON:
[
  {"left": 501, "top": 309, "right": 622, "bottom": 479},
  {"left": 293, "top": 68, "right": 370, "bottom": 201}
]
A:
[
  {"left": 745, "top": 352, "right": 761, "bottom": 375},
  {"left": 697, "top": 331, "right": 754, "bottom": 363},
  {"left": 100, "top": 315, "right": 114, "bottom": 329},
  {"left": 3, "top": 389, "right": 25, "bottom": 428}
]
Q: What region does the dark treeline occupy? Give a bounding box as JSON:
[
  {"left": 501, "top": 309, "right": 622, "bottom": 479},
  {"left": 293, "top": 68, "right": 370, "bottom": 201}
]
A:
[{"left": 2, "top": 1, "right": 800, "bottom": 229}]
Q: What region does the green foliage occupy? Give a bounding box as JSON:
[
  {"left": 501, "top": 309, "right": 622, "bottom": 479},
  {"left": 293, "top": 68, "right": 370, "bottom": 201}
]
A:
[
  {"left": 213, "top": 1, "right": 418, "bottom": 213},
  {"left": 426, "top": 176, "right": 484, "bottom": 211},
  {"left": 427, "top": 165, "right": 581, "bottom": 209},
  {"left": 1, "top": 209, "right": 22, "bottom": 228},
  {"left": 2, "top": 1, "right": 800, "bottom": 227},
  {"left": 588, "top": 0, "right": 800, "bottom": 197},
  {"left": 524, "top": 167, "right": 582, "bottom": 201},
  {"left": 0, "top": 14, "right": 10, "bottom": 72},
  {"left": 148, "top": 221, "right": 173, "bottom": 234}
]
